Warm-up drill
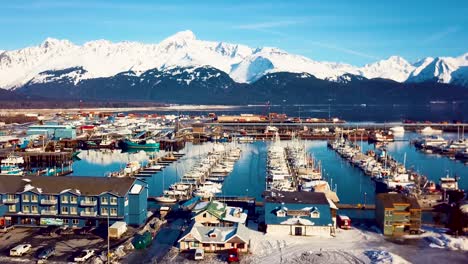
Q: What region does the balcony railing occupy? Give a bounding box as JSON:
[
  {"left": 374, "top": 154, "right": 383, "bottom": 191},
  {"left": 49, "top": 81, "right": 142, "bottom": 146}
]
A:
[
  {"left": 80, "top": 200, "right": 97, "bottom": 206},
  {"left": 2, "top": 198, "right": 19, "bottom": 204},
  {"left": 41, "top": 209, "right": 58, "bottom": 215},
  {"left": 40, "top": 199, "right": 57, "bottom": 205},
  {"left": 80, "top": 211, "right": 97, "bottom": 217}
]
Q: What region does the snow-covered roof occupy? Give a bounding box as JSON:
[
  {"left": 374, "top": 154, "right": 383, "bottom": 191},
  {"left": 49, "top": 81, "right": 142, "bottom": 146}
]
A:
[
  {"left": 280, "top": 217, "right": 315, "bottom": 226},
  {"left": 178, "top": 222, "right": 250, "bottom": 244},
  {"left": 129, "top": 184, "right": 143, "bottom": 194}
]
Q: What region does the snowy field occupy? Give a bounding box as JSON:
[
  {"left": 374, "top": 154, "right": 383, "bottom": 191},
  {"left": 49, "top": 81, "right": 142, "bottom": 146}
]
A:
[{"left": 164, "top": 223, "right": 467, "bottom": 264}]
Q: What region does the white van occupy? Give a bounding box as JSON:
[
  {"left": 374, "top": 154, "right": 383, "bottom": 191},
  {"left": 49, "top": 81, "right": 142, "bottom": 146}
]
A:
[
  {"left": 194, "top": 248, "right": 204, "bottom": 260},
  {"left": 10, "top": 244, "right": 32, "bottom": 256}
]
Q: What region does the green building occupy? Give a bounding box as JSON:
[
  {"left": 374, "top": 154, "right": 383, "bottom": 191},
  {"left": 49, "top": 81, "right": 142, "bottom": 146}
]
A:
[{"left": 375, "top": 193, "right": 421, "bottom": 236}]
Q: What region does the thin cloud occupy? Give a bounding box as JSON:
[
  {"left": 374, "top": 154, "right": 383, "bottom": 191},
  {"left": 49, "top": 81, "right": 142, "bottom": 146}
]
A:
[
  {"left": 235, "top": 20, "right": 304, "bottom": 30},
  {"left": 423, "top": 26, "right": 460, "bottom": 43},
  {"left": 309, "top": 41, "right": 380, "bottom": 60}
]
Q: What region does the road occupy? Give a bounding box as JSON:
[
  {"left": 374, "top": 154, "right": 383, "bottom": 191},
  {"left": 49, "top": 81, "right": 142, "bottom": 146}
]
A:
[{"left": 123, "top": 218, "right": 185, "bottom": 263}]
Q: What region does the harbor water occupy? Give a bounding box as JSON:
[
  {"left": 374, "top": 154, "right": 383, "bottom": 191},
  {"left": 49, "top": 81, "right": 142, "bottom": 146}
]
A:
[{"left": 72, "top": 132, "right": 467, "bottom": 216}]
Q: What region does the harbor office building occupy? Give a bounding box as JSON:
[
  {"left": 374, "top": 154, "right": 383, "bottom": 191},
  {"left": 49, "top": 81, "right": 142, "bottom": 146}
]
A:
[
  {"left": 263, "top": 191, "right": 337, "bottom": 237},
  {"left": 375, "top": 193, "right": 421, "bottom": 236},
  {"left": 0, "top": 176, "right": 148, "bottom": 228}
]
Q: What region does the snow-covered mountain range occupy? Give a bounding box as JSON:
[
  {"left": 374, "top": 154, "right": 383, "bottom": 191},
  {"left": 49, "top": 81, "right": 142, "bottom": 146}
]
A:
[{"left": 0, "top": 30, "right": 467, "bottom": 89}]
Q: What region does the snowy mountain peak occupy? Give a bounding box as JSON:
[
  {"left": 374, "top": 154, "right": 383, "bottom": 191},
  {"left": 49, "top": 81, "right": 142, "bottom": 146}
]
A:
[
  {"left": 386, "top": 56, "right": 410, "bottom": 65},
  {"left": 358, "top": 56, "right": 414, "bottom": 82},
  {"left": 0, "top": 31, "right": 467, "bottom": 89},
  {"left": 41, "top": 37, "right": 73, "bottom": 49},
  {"left": 163, "top": 30, "right": 196, "bottom": 42}
]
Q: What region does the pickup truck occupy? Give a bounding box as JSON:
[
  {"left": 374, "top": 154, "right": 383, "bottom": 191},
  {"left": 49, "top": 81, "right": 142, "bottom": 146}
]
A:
[
  {"left": 10, "top": 244, "right": 32, "bottom": 257},
  {"left": 73, "top": 249, "right": 95, "bottom": 262}
]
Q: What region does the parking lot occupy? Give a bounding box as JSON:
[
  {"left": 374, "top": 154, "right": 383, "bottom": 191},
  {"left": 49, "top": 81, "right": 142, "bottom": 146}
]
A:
[{"left": 0, "top": 226, "right": 135, "bottom": 263}]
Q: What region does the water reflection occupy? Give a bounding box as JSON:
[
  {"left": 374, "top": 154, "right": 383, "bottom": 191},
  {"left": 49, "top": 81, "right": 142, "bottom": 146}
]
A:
[{"left": 72, "top": 133, "right": 467, "bottom": 206}]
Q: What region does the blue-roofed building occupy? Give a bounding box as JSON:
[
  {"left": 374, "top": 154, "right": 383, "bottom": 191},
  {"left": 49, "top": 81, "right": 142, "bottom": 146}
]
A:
[
  {"left": 263, "top": 190, "right": 337, "bottom": 237},
  {"left": 0, "top": 176, "right": 148, "bottom": 228},
  {"left": 27, "top": 125, "right": 76, "bottom": 139}
]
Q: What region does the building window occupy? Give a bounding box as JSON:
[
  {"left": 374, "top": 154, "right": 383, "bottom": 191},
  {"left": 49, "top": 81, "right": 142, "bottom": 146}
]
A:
[
  {"left": 46, "top": 195, "right": 56, "bottom": 201},
  {"left": 101, "top": 207, "right": 109, "bottom": 216},
  {"left": 7, "top": 194, "right": 15, "bottom": 200},
  {"left": 385, "top": 210, "right": 393, "bottom": 216},
  {"left": 110, "top": 197, "right": 117, "bottom": 205},
  {"left": 72, "top": 219, "right": 79, "bottom": 225},
  {"left": 70, "top": 196, "right": 77, "bottom": 204},
  {"left": 23, "top": 205, "right": 30, "bottom": 213},
  {"left": 237, "top": 243, "right": 245, "bottom": 249},
  {"left": 63, "top": 219, "right": 69, "bottom": 224},
  {"left": 110, "top": 208, "right": 117, "bottom": 216},
  {"left": 101, "top": 196, "right": 108, "bottom": 205},
  {"left": 70, "top": 207, "right": 77, "bottom": 215},
  {"left": 61, "top": 206, "right": 69, "bottom": 214},
  {"left": 31, "top": 194, "right": 38, "bottom": 202},
  {"left": 31, "top": 205, "right": 38, "bottom": 213},
  {"left": 8, "top": 205, "right": 16, "bottom": 212},
  {"left": 62, "top": 196, "right": 68, "bottom": 203},
  {"left": 202, "top": 243, "right": 210, "bottom": 248},
  {"left": 276, "top": 210, "right": 286, "bottom": 217},
  {"left": 203, "top": 213, "right": 207, "bottom": 218},
  {"left": 310, "top": 211, "right": 320, "bottom": 218},
  {"left": 385, "top": 221, "right": 391, "bottom": 226},
  {"left": 22, "top": 194, "right": 30, "bottom": 202}
]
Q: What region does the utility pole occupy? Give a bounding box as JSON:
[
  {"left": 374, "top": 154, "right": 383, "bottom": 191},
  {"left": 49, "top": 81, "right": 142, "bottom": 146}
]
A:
[{"left": 107, "top": 212, "right": 110, "bottom": 263}]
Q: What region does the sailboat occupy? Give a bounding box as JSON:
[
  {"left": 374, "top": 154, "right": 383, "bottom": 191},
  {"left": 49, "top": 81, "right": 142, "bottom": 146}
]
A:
[{"left": 153, "top": 165, "right": 177, "bottom": 203}]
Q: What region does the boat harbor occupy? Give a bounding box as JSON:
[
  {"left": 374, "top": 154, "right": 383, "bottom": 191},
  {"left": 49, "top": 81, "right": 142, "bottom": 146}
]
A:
[{"left": 148, "top": 143, "right": 243, "bottom": 203}]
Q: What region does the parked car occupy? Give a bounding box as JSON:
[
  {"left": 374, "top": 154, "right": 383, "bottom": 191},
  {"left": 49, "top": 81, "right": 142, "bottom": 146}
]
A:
[
  {"left": 194, "top": 248, "right": 204, "bottom": 260},
  {"left": 10, "top": 244, "right": 32, "bottom": 257},
  {"left": 58, "top": 227, "right": 74, "bottom": 235},
  {"left": 37, "top": 246, "right": 56, "bottom": 260},
  {"left": 74, "top": 249, "right": 94, "bottom": 262},
  {"left": 227, "top": 248, "right": 240, "bottom": 263},
  {"left": 41, "top": 226, "right": 59, "bottom": 236},
  {"left": 78, "top": 226, "right": 93, "bottom": 235}
]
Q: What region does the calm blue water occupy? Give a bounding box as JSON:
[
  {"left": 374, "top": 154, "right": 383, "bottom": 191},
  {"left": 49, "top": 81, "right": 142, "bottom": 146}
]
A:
[
  {"left": 72, "top": 133, "right": 467, "bottom": 209},
  {"left": 130, "top": 103, "right": 468, "bottom": 122}
]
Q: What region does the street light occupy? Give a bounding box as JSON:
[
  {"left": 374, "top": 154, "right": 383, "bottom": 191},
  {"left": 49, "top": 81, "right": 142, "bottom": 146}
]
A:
[{"left": 363, "top": 192, "right": 367, "bottom": 209}]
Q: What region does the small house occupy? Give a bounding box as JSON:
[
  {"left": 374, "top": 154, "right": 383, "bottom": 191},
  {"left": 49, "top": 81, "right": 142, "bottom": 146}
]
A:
[
  {"left": 192, "top": 200, "right": 247, "bottom": 227},
  {"left": 178, "top": 222, "right": 250, "bottom": 253},
  {"left": 263, "top": 190, "right": 336, "bottom": 237}
]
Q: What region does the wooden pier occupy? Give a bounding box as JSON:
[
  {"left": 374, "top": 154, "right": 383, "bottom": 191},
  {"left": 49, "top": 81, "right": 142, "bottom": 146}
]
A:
[
  {"left": 0, "top": 151, "right": 74, "bottom": 169},
  {"left": 110, "top": 152, "right": 185, "bottom": 178}
]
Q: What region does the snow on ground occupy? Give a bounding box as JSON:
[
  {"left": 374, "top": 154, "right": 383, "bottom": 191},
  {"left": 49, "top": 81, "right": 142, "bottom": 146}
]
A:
[
  {"left": 244, "top": 224, "right": 408, "bottom": 264},
  {"left": 406, "top": 226, "right": 468, "bottom": 251},
  {"left": 162, "top": 223, "right": 466, "bottom": 264}
]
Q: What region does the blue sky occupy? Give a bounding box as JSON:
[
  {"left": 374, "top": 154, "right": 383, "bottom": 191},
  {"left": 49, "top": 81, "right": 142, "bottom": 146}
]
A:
[{"left": 1, "top": 0, "right": 467, "bottom": 65}]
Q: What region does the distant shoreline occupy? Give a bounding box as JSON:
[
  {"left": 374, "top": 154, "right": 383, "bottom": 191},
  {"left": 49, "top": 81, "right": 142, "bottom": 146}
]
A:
[{"left": 0, "top": 105, "right": 241, "bottom": 115}]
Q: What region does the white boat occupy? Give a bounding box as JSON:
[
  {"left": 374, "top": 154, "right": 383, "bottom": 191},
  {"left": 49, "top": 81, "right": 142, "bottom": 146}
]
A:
[
  {"left": 419, "top": 126, "right": 443, "bottom": 135},
  {"left": 0, "top": 164, "right": 24, "bottom": 176},
  {"left": 439, "top": 176, "right": 459, "bottom": 191},
  {"left": 152, "top": 195, "right": 177, "bottom": 203},
  {"left": 124, "top": 161, "right": 141, "bottom": 174},
  {"left": 1, "top": 155, "right": 24, "bottom": 165},
  {"left": 238, "top": 136, "right": 254, "bottom": 143},
  {"left": 390, "top": 126, "right": 405, "bottom": 133},
  {"left": 421, "top": 135, "right": 447, "bottom": 148},
  {"left": 265, "top": 126, "right": 279, "bottom": 133},
  {"left": 170, "top": 182, "right": 191, "bottom": 191},
  {"left": 1, "top": 154, "right": 24, "bottom": 176},
  {"left": 148, "top": 165, "right": 164, "bottom": 170},
  {"left": 99, "top": 138, "right": 115, "bottom": 147},
  {"left": 390, "top": 126, "right": 405, "bottom": 137}
]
